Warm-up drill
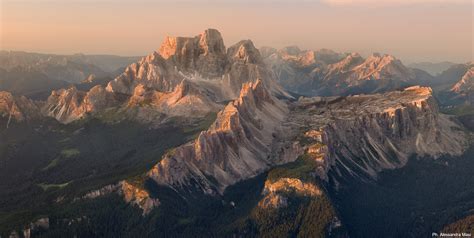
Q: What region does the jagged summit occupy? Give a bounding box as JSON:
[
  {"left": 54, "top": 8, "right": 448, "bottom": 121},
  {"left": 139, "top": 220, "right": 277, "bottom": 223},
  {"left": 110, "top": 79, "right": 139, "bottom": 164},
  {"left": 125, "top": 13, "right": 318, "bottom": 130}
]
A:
[
  {"left": 158, "top": 28, "right": 227, "bottom": 78},
  {"left": 43, "top": 86, "right": 117, "bottom": 123},
  {"left": 227, "top": 40, "right": 263, "bottom": 65},
  {"left": 41, "top": 29, "right": 287, "bottom": 124},
  {"left": 0, "top": 91, "right": 40, "bottom": 126},
  {"left": 262, "top": 48, "right": 416, "bottom": 96},
  {"left": 350, "top": 53, "right": 414, "bottom": 82},
  {"left": 451, "top": 63, "right": 474, "bottom": 93},
  {"left": 148, "top": 79, "right": 288, "bottom": 193}
]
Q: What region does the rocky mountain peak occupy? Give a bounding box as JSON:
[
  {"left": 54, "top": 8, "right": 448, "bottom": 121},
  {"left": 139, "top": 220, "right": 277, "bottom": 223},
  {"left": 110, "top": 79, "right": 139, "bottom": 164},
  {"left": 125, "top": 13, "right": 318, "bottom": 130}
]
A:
[
  {"left": 279, "top": 46, "right": 302, "bottom": 56},
  {"left": 451, "top": 64, "right": 474, "bottom": 93},
  {"left": 158, "top": 28, "right": 227, "bottom": 78},
  {"left": 351, "top": 53, "right": 414, "bottom": 82},
  {"left": 43, "top": 29, "right": 287, "bottom": 124},
  {"left": 198, "top": 28, "right": 226, "bottom": 56},
  {"left": 227, "top": 40, "right": 263, "bottom": 64},
  {"left": 43, "top": 85, "right": 116, "bottom": 123},
  {"left": 327, "top": 53, "right": 364, "bottom": 73},
  {"left": 0, "top": 91, "right": 40, "bottom": 125},
  {"left": 148, "top": 79, "right": 288, "bottom": 193}
]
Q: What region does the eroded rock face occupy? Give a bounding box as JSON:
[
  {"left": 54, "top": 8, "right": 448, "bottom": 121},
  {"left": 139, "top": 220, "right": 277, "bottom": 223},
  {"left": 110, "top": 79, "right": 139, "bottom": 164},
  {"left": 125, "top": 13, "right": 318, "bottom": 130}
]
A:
[
  {"left": 44, "top": 29, "right": 286, "bottom": 124},
  {"left": 451, "top": 63, "right": 474, "bottom": 101},
  {"left": 148, "top": 80, "right": 289, "bottom": 193},
  {"left": 259, "top": 178, "right": 322, "bottom": 209},
  {"left": 42, "top": 86, "right": 117, "bottom": 123},
  {"left": 107, "top": 29, "right": 285, "bottom": 100},
  {"left": 289, "top": 86, "right": 468, "bottom": 182},
  {"left": 0, "top": 91, "right": 40, "bottom": 127},
  {"left": 121, "top": 181, "right": 160, "bottom": 215},
  {"left": 79, "top": 181, "right": 159, "bottom": 215},
  {"left": 127, "top": 80, "right": 221, "bottom": 118},
  {"left": 263, "top": 48, "right": 417, "bottom": 96}
]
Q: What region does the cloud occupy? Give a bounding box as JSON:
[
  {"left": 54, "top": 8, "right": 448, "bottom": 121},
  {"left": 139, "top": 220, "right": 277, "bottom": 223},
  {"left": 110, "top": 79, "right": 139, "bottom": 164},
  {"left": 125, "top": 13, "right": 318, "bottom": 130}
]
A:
[{"left": 321, "top": 0, "right": 472, "bottom": 6}]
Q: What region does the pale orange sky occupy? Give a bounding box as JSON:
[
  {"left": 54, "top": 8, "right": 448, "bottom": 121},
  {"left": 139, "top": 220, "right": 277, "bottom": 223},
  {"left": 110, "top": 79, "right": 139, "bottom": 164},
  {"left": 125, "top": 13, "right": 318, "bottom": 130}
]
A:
[{"left": 1, "top": 0, "right": 472, "bottom": 63}]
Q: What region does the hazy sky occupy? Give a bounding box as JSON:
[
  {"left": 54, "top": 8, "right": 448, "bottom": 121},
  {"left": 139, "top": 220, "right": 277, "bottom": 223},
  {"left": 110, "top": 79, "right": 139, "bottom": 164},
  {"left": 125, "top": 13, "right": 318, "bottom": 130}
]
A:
[{"left": 1, "top": 0, "right": 472, "bottom": 63}]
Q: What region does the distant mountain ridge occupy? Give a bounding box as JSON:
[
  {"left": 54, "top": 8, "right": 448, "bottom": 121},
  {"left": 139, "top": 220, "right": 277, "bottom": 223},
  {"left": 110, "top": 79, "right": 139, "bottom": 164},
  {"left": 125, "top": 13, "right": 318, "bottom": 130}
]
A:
[
  {"left": 408, "top": 61, "right": 457, "bottom": 76},
  {"left": 262, "top": 47, "right": 418, "bottom": 96}
]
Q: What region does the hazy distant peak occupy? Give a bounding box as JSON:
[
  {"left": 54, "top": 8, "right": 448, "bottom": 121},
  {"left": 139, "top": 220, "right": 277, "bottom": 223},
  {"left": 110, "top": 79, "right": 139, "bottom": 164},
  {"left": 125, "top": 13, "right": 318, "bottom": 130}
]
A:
[
  {"left": 227, "top": 39, "right": 263, "bottom": 64},
  {"left": 279, "top": 46, "right": 302, "bottom": 56},
  {"left": 259, "top": 46, "right": 278, "bottom": 58}
]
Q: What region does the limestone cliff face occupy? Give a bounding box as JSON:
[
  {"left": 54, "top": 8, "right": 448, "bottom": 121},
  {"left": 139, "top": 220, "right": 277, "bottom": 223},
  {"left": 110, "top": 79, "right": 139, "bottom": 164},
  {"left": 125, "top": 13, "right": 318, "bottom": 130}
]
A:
[
  {"left": 42, "top": 86, "right": 117, "bottom": 123},
  {"left": 0, "top": 91, "right": 40, "bottom": 127},
  {"left": 263, "top": 48, "right": 417, "bottom": 96},
  {"left": 259, "top": 178, "right": 321, "bottom": 209},
  {"left": 290, "top": 86, "right": 467, "bottom": 181},
  {"left": 106, "top": 29, "right": 286, "bottom": 100},
  {"left": 127, "top": 80, "right": 221, "bottom": 118},
  {"left": 341, "top": 53, "right": 415, "bottom": 83},
  {"left": 79, "top": 181, "right": 159, "bottom": 215},
  {"left": 148, "top": 80, "right": 288, "bottom": 193},
  {"left": 44, "top": 29, "right": 286, "bottom": 124},
  {"left": 121, "top": 181, "right": 160, "bottom": 215},
  {"left": 159, "top": 28, "right": 227, "bottom": 78},
  {"left": 451, "top": 63, "right": 473, "bottom": 103}
]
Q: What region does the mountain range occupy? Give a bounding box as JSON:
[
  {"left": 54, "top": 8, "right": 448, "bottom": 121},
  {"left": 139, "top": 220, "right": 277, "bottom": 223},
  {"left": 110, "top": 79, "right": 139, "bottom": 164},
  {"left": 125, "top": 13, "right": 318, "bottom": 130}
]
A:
[{"left": 0, "top": 29, "right": 473, "bottom": 238}]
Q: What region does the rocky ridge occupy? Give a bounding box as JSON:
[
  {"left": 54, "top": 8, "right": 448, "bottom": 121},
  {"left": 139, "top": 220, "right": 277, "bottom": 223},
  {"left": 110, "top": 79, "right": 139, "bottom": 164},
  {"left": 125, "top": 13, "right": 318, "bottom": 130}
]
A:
[
  {"left": 0, "top": 91, "right": 40, "bottom": 127},
  {"left": 148, "top": 79, "right": 289, "bottom": 194},
  {"left": 107, "top": 84, "right": 468, "bottom": 214},
  {"left": 42, "top": 29, "right": 286, "bottom": 124},
  {"left": 451, "top": 63, "right": 473, "bottom": 94},
  {"left": 289, "top": 86, "right": 467, "bottom": 182},
  {"left": 79, "top": 181, "right": 159, "bottom": 215},
  {"left": 262, "top": 47, "right": 417, "bottom": 96}
]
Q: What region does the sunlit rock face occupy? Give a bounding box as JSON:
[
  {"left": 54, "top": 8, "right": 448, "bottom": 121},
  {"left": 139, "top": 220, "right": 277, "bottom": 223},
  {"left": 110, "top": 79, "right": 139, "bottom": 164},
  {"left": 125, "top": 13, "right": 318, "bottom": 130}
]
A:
[
  {"left": 263, "top": 48, "right": 418, "bottom": 96},
  {"left": 159, "top": 29, "right": 227, "bottom": 78},
  {"left": 79, "top": 181, "right": 159, "bottom": 215},
  {"left": 44, "top": 29, "right": 286, "bottom": 124},
  {"left": 450, "top": 63, "right": 474, "bottom": 104},
  {"left": 289, "top": 86, "right": 468, "bottom": 182},
  {"left": 148, "top": 80, "right": 289, "bottom": 194},
  {"left": 121, "top": 181, "right": 160, "bottom": 215},
  {"left": 0, "top": 91, "right": 40, "bottom": 125},
  {"left": 42, "top": 86, "right": 117, "bottom": 123},
  {"left": 127, "top": 80, "right": 221, "bottom": 118},
  {"left": 106, "top": 28, "right": 285, "bottom": 100},
  {"left": 259, "top": 178, "right": 322, "bottom": 209},
  {"left": 145, "top": 84, "right": 467, "bottom": 197}
]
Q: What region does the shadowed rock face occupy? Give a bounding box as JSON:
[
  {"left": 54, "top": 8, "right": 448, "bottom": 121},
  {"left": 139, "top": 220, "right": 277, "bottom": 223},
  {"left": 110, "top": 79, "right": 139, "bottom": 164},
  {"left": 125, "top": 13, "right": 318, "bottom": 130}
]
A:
[
  {"left": 148, "top": 79, "right": 288, "bottom": 194},
  {"left": 288, "top": 86, "right": 467, "bottom": 182},
  {"left": 263, "top": 48, "right": 417, "bottom": 96},
  {"left": 115, "top": 83, "right": 469, "bottom": 216}
]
